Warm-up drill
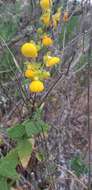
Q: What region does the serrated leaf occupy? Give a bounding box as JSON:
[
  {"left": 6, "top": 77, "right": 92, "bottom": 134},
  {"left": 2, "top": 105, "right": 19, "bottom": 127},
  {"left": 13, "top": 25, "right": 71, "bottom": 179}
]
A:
[
  {"left": 17, "top": 139, "right": 32, "bottom": 167},
  {"left": 18, "top": 138, "right": 34, "bottom": 168},
  {"left": 7, "top": 124, "right": 26, "bottom": 140},
  {"left": 25, "top": 121, "right": 40, "bottom": 137},
  {"left": 25, "top": 120, "right": 49, "bottom": 137},
  {"left": 0, "top": 163, "right": 18, "bottom": 180},
  {"left": 4, "top": 150, "right": 19, "bottom": 166},
  {"left": 0, "top": 150, "right": 19, "bottom": 180},
  {"left": 36, "top": 120, "right": 49, "bottom": 133}
]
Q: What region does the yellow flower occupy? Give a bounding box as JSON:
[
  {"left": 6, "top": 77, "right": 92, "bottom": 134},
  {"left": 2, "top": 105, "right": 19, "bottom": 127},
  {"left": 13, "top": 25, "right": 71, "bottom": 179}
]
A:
[
  {"left": 25, "top": 69, "right": 37, "bottom": 78},
  {"left": 40, "top": 0, "right": 52, "bottom": 10},
  {"left": 29, "top": 80, "right": 44, "bottom": 93},
  {"left": 44, "top": 55, "right": 60, "bottom": 67},
  {"left": 51, "top": 8, "right": 62, "bottom": 28},
  {"left": 25, "top": 67, "right": 50, "bottom": 80},
  {"left": 41, "top": 11, "right": 50, "bottom": 26},
  {"left": 42, "top": 35, "right": 53, "bottom": 46},
  {"left": 21, "top": 42, "right": 38, "bottom": 58},
  {"left": 54, "top": 8, "right": 61, "bottom": 22},
  {"left": 43, "top": 54, "right": 50, "bottom": 63},
  {"left": 52, "top": 15, "right": 57, "bottom": 28}
]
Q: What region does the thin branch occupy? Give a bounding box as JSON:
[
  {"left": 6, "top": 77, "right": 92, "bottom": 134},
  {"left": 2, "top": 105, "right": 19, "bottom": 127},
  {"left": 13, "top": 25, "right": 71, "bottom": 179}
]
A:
[{"left": 40, "top": 54, "right": 75, "bottom": 106}]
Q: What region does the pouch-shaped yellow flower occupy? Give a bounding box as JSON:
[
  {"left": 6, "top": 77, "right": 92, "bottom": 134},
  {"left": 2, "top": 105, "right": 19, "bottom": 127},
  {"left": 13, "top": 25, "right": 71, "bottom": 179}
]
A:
[
  {"left": 52, "top": 15, "right": 57, "bottom": 28},
  {"left": 44, "top": 55, "right": 60, "bottom": 67},
  {"left": 41, "top": 12, "right": 50, "bottom": 26},
  {"left": 29, "top": 80, "right": 44, "bottom": 92},
  {"left": 52, "top": 8, "right": 62, "bottom": 28},
  {"left": 54, "top": 9, "right": 61, "bottom": 22},
  {"left": 42, "top": 35, "right": 53, "bottom": 46},
  {"left": 40, "top": 0, "right": 52, "bottom": 10},
  {"left": 25, "top": 69, "right": 37, "bottom": 78},
  {"left": 21, "top": 42, "right": 38, "bottom": 58}
]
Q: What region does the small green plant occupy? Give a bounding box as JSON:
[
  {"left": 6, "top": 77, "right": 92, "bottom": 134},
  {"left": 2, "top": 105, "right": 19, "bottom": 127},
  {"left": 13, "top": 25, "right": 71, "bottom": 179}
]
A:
[
  {"left": 0, "top": 108, "right": 50, "bottom": 189},
  {"left": 70, "top": 155, "right": 88, "bottom": 177}
]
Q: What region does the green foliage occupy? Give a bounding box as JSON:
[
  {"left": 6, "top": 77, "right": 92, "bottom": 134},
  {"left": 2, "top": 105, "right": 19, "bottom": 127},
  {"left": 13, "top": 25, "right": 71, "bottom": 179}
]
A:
[
  {"left": 0, "top": 177, "right": 10, "bottom": 190},
  {"left": 70, "top": 155, "right": 88, "bottom": 177},
  {"left": 8, "top": 109, "right": 50, "bottom": 140},
  {"left": 8, "top": 124, "right": 26, "bottom": 140},
  {"left": 24, "top": 108, "right": 50, "bottom": 137},
  {"left": 25, "top": 119, "right": 49, "bottom": 137},
  {"left": 0, "top": 150, "right": 19, "bottom": 180},
  {"left": 16, "top": 139, "right": 32, "bottom": 161},
  {"left": 0, "top": 108, "right": 50, "bottom": 188}
]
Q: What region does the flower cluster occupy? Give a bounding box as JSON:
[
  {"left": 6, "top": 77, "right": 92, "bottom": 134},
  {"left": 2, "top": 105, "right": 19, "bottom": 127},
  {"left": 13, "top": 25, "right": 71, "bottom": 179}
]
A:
[
  {"left": 20, "top": 0, "right": 63, "bottom": 93},
  {"left": 21, "top": 39, "right": 60, "bottom": 93},
  {"left": 40, "top": 0, "right": 69, "bottom": 28},
  {"left": 40, "top": 0, "right": 52, "bottom": 27}
]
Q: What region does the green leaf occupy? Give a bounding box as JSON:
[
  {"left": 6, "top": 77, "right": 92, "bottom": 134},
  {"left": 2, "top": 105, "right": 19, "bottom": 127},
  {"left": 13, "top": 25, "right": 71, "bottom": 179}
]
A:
[
  {"left": 0, "top": 177, "right": 9, "bottom": 190},
  {"left": 4, "top": 150, "right": 19, "bottom": 166},
  {"left": 17, "top": 139, "right": 32, "bottom": 161},
  {"left": 70, "top": 156, "right": 88, "bottom": 177},
  {"left": 25, "top": 119, "right": 49, "bottom": 137},
  {"left": 36, "top": 120, "right": 49, "bottom": 133},
  {"left": 25, "top": 121, "right": 40, "bottom": 137},
  {"left": 0, "top": 150, "right": 19, "bottom": 180},
  {"left": 7, "top": 124, "right": 26, "bottom": 140}
]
